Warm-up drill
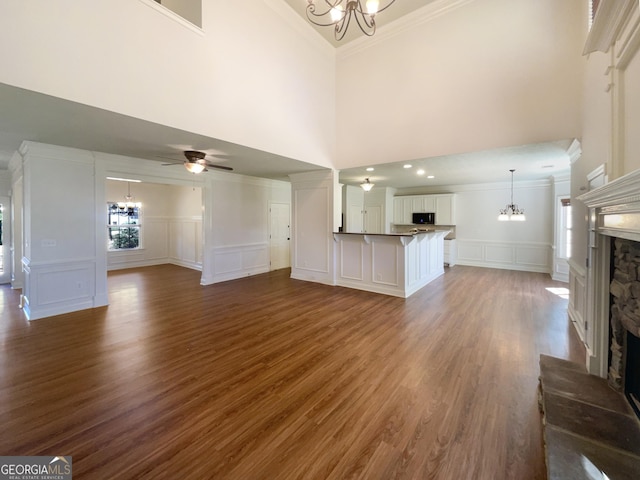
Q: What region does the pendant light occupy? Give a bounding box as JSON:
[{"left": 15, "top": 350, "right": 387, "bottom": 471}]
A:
[
  {"left": 498, "top": 169, "right": 525, "bottom": 221},
  {"left": 360, "top": 178, "right": 374, "bottom": 191}
]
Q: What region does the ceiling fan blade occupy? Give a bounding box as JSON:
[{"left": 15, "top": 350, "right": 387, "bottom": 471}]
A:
[
  {"left": 206, "top": 163, "right": 233, "bottom": 171},
  {"left": 160, "top": 162, "right": 181, "bottom": 166}
]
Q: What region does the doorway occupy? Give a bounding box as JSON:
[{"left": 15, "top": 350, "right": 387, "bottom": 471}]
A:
[
  {"left": 0, "top": 196, "right": 11, "bottom": 284},
  {"left": 269, "top": 203, "right": 290, "bottom": 271}
]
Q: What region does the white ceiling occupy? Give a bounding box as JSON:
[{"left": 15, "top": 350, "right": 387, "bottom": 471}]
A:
[
  {"left": 0, "top": 83, "right": 322, "bottom": 182},
  {"left": 0, "top": 0, "right": 573, "bottom": 189},
  {"left": 339, "top": 140, "right": 573, "bottom": 189}
]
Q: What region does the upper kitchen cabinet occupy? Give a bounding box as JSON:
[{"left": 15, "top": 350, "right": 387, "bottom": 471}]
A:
[
  {"left": 393, "top": 194, "right": 456, "bottom": 225},
  {"left": 435, "top": 194, "right": 455, "bottom": 225}
]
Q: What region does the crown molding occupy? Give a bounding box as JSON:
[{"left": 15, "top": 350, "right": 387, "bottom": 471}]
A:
[
  {"left": 337, "top": 0, "right": 474, "bottom": 59},
  {"left": 583, "top": 0, "right": 636, "bottom": 55},
  {"left": 567, "top": 138, "right": 583, "bottom": 164},
  {"left": 263, "top": 0, "right": 336, "bottom": 57}
]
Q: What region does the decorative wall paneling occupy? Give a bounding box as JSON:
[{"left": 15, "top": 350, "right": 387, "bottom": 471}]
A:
[
  {"left": 107, "top": 217, "right": 202, "bottom": 272},
  {"left": 207, "top": 243, "right": 270, "bottom": 284},
  {"left": 333, "top": 232, "right": 446, "bottom": 298},
  {"left": 568, "top": 258, "right": 588, "bottom": 346},
  {"left": 455, "top": 240, "right": 551, "bottom": 273},
  {"left": 21, "top": 258, "right": 97, "bottom": 321}
]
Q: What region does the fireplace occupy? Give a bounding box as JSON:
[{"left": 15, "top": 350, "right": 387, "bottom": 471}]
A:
[
  {"left": 627, "top": 331, "right": 640, "bottom": 418},
  {"left": 609, "top": 236, "right": 640, "bottom": 420}
]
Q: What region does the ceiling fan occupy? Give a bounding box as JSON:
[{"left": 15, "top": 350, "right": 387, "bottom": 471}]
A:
[{"left": 160, "top": 150, "right": 233, "bottom": 174}]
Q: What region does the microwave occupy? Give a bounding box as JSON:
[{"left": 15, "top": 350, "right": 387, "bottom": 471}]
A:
[{"left": 412, "top": 212, "right": 435, "bottom": 225}]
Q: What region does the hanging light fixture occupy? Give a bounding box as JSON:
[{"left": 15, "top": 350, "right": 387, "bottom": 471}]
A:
[
  {"left": 360, "top": 178, "right": 374, "bottom": 191},
  {"left": 184, "top": 162, "right": 206, "bottom": 174},
  {"left": 498, "top": 169, "right": 525, "bottom": 221},
  {"left": 306, "top": 0, "right": 396, "bottom": 41},
  {"left": 124, "top": 182, "right": 135, "bottom": 206}
]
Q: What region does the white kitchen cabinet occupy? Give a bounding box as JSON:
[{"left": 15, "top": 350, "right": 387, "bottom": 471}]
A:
[
  {"left": 393, "top": 196, "right": 414, "bottom": 224},
  {"left": 435, "top": 194, "right": 455, "bottom": 225},
  {"left": 394, "top": 194, "right": 456, "bottom": 225},
  {"left": 444, "top": 239, "right": 457, "bottom": 266}
]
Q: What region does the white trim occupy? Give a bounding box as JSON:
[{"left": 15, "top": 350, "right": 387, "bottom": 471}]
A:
[
  {"left": 583, "top": 0, "right": 636, "bottom": 54},
  {"left": 455, "top": 240, "right": 551, "bottom": 274},
  {"left": 338, "top": 0, "right": 474, "bottom": 59},
  {"left": 137, "top": 0, "right": 203, "bottom": 34}
]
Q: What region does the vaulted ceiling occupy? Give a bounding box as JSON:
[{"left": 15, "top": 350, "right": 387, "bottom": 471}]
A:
[{"left": 0, "top": 0, "right": 573, "bottom": 188}]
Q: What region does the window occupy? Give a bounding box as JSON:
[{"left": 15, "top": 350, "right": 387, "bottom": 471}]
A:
[{"left": 108, "top": 203, "right": 142, "bottom": 250}]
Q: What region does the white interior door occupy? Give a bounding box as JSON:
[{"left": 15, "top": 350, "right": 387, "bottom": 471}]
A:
[
  {"left": 364, "top": 205, "right": 382, "bottom": 233},
  {"left": 269, "top": 203, "right": 290, "bottom": 270},
  {"left": 0, "top": 196, "right": 11, "bottom": 284},
  {"left": 348, "top": 205, "right": 364, "bottom": 233}
]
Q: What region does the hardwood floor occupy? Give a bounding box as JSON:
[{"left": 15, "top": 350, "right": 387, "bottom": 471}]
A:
[{"left": 0, "top": 265, "right": 584, "bottom": 479}]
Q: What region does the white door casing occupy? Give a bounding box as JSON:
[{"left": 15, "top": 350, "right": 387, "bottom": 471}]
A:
[{"left": 269, "top": 202, "right": 290, "bottom": 271}]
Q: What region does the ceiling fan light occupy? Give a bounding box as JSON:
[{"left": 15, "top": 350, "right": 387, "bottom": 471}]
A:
[{"left": 184, "top": 162, "right": 205, "bottom": 174}]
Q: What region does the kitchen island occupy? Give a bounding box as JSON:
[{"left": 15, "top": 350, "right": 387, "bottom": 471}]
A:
[{"left": 333, "top": 230, "right": 449, "bottom": 298}]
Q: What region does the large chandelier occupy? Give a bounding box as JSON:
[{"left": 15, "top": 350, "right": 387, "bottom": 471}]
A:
[
  {"left": 306, "top": 0, "right": 396, "bottom": 41},
  {"left": 498, "top": 169, "right": 526, "bottom": 221}
]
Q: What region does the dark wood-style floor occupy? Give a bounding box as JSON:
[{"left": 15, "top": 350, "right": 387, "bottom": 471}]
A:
[{"left": 0, "top": 265, "right": 584, "bottom": 479}]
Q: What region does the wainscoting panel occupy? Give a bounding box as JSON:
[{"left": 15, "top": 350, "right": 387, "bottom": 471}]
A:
[
  {"left": 108, "top": 217, "right": 202, "bottom": 271},
  {"left": 22, "top": 258, "right": 99, "bottom": 320},
  {"left": 485, "top": 245, "right": 515, "bottom": 265},
  {"left": 568, "top": 260, "right": 587, "bottom": 344},
  {"left": 456, "top": 240, "right": 551, "bottom": 273},
  {"left": 371, "top": 241, "right": 399, "bottom": 286},
  {"left": 339, "top": 240, "right": 364, "bottom": 281},
  {"left": 206, "top": 243, "right": 270, "bottom": 284}
]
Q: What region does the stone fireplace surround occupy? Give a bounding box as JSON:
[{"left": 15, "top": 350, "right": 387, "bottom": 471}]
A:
[{"left": 609, "top": 237, "right": 640, "bottom": 398}]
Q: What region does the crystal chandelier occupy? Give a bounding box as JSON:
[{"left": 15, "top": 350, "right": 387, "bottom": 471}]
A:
[
  {"left": 498, "top": 169, "right": 525, "bottom": 221},
  {"left": 306, "top": 0, "right": 396, "bottom": 41}
]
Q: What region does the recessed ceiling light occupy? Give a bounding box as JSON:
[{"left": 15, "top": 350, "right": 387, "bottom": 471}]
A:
[
  {"left": 403, "top": 164, "right": 412, "bottom": 169},
  {"left": 417, "top": 169, "right": 425, "bottom": 175},
  {"left": 366, "top": 167, "right": 374, "bottom": 171},
  {"left": 427, "top": 175, "right": 435, "bottom": 179},
  {"left": 542, "top": 164, "right": 554, "bottom": 169}
]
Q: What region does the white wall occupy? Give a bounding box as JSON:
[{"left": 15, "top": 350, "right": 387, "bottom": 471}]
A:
[
  {"left": 20, "top": 143, "right": 108, "bottom": 320},
  {"left": 0, "top": 0, "right": 336, "bottom": 169},
  {"left": 623, "top": 44, "right": 640, "bottom": 173},
  {"left": 289, "top": 170, "right": 339, "bottom": 286},
  {"left": 201, "top": 173, "right": 291, "bottom": 284},
  {"left": 336, "top": 0, "right": 586, "bottom": 167}
]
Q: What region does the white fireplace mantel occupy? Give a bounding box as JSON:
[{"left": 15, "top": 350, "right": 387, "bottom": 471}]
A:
[
  {"left": 579, "top": 168, "right": 640, "bottom": 243},
  {"left": 577, "top": 168, "right": 640, "bottom": 376}
]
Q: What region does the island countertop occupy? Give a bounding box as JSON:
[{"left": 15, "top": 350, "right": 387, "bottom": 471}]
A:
[{"left": 333, "top": 230, "right": 449, "bottom": 237}]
